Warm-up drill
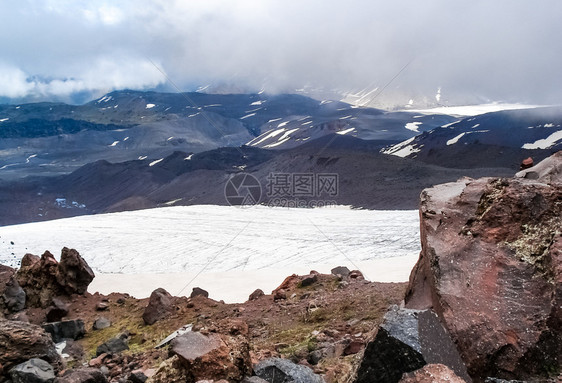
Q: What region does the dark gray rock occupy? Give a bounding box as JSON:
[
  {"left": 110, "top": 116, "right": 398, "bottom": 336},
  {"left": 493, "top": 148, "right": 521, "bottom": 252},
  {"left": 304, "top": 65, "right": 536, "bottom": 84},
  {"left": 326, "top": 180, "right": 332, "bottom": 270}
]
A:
[
  {"left": 142, "top": 288, "right": 173, "bottom": 325},
  {"left": 96, "top": 336, "right": 129, "bottom": 356},
  {"left": 190, "top": 287, "right": 209, "bottom": 299},
  {"left": 42, "top": 320, "right": 85, "bottom": 343},
  {"left": 254, "top": 358, "right": 324, "bottom": 383},
  {"left": 353, "top": 306, "right": 471, "bottom": 383},
  {"left": 3, "top": 276, "right": 26, "bottom": 312},
  {"left": 242, "top": 377, "right": 270, "bottom": 383},
  {"left": 9, "top": 358, "right": 55, "bottom": 383},
  {"left": 330, "top": 266, "right": 351, "bottom": 277},
  {"left": 300, "top": 274, "right": 317, "bottom": 287},
  {"left": 55, "top": 367, "right": 108, "bottom": 383},
  {"left": 45, "top": 298, "right": 69, "bottom": 322},
  {"left": 92, "top": 317, "right": 111, "bottom": 331},
  {"left": 127, "top": 371, "right": 148, "bottom": 383}
]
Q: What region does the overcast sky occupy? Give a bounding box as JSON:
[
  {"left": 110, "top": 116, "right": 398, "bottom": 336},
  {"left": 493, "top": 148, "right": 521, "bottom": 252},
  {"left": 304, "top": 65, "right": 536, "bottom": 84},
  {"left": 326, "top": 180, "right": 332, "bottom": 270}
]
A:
[{"left": 1, "top": 0, "right": 561, "bottom": 106}]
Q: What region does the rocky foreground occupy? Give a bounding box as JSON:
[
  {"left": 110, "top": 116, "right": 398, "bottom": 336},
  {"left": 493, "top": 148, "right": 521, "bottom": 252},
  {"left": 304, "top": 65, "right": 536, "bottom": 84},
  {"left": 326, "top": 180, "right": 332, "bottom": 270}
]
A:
[{"left": 1, "top": 151, "right": 561, "bottom": 383}]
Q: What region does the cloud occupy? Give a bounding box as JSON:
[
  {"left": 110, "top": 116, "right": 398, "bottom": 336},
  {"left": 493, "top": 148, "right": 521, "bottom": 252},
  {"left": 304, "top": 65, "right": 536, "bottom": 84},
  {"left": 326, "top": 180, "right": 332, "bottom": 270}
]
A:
[{"left": 0, "top": 0, "right": 561, "bottom": 106}]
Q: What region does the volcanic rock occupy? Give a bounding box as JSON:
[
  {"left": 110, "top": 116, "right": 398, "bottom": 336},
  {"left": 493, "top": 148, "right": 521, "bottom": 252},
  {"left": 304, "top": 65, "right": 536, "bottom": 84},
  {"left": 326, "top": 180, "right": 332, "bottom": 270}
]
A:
[
  {"left": 167, "top": 321, "right": 251, "bottom": 382},
  {"left": 142, "top": 288, "right": 174, "bottom": 325},
  {"left": 42, "top": 319, "right": 86, "bottom": 343},
  {"left": 55, "top": 367, "right": 108, "bottom": 383},
  {"left": 254, "top": 358, "right": 324, "bottom": 383},
  {"left": 9, "top": 358, "right": 55, "bottom": 383},
  {"left": 353, "top": 306, "right": 470, "bottom": 383},
  {"left": 248, "top": 289, "right": 265, "bottom": 301},
  {"left": 16, "top": 248, "right": 94, "bottom": 307},
  {"left": 0, "top": 320, "right": 61, "bottom": 373},
  {"left": 190, "top": 287, "right": 209, "bottom": 299},
  {"left": 96, "top": 335, "right": 129, "bottom": 356},
  {"left": 405, "top": 153, "right": 562, "bottom": 381},
  {"left": 92, "top": 317, "right": 111, "bottom": 331},
  {"left": 399, "top": 364, "right": 467, "bottom": 383},
  {"left": 46, "top": 298, "right": 69, "bottom": 322},
  {"left": 300, "top": 274, "right": 318, "bottom": 287},
  {"left": 2, "top": 275, "right": 26, "bottom": 313},
  {"left": 331, "top": 266, "right": 351, "bottom": 277}
]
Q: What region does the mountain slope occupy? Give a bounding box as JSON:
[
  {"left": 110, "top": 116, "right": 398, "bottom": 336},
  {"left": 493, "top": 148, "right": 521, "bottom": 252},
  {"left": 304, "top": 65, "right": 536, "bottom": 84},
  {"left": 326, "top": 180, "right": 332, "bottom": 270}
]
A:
[
  {"left": 0, "top": 135, "right": 515, "bottom": 226},
  {"left": 382, "top": 107, "right": 562, "bottom": 168},
  {"left": 1, "top": 90, "right": 440, "bottom": 179}
]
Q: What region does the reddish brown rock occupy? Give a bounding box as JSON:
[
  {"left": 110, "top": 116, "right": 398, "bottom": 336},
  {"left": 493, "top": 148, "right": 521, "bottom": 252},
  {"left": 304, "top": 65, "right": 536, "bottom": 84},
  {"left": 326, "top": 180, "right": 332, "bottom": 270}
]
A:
[
  {"left": 405, "top": 153, "right": 562, "bottom": 381},
  {"left": 16, "top": 248, "right": 94, "bottom": 307},
  {"left": 248, "top": 289, "right": 265, "bottom": 301},
  {"left": 165, "top": 321, "right": 252, "bottom": 382},
  {"left": 142, "top": 288, "right": 173, "bottom": 325},
  {"left": 0, "top": 319, "right": 62, "bottom": 373},
  {"left": 399, "top": 364, "right": 467, "bottom": 383},
  {"left": 519, "top": 157, "right": 534, "bottom": 170}
]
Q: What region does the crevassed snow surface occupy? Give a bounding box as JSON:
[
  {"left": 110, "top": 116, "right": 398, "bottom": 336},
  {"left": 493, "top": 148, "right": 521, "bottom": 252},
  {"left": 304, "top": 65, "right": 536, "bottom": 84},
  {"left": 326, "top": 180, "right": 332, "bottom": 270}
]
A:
[
  {"left": 0, "top": 206, "right": 420, "bottom": 301},
  {"left": 0, "top": 205, "right": 419, "bottom": 274},
  {"left": 522, "top": 130, "right": 562, "bottom": 149}
]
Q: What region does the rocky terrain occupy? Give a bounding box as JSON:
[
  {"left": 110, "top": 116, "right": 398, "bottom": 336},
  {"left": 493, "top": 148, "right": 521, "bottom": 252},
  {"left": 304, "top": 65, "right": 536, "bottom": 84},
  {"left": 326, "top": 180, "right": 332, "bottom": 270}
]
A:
[{"left": 0, "top": 151, "right": 560, "bottom": 383}]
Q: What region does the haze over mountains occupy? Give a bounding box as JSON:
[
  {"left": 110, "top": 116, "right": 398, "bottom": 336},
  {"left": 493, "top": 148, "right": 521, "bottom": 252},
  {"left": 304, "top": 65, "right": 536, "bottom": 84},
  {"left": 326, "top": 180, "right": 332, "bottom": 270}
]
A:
[{"left": 0, "top": 90, "right": 560, "bottom": 226}]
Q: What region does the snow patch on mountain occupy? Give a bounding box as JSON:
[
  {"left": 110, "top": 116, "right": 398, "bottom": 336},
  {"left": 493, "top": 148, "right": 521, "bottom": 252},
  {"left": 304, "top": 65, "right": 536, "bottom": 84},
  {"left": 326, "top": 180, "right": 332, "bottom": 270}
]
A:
[
  {"left": 447, "top": 132, "right": 466, "bottom": 146},
  {"left": 381, "top": 137, "right": 420, "bottom": 158},
  {"left": 522, "top": 130, "right": 562, "bottom": 149},
  {"left": 405, "top": 122, "right": 422, "bottom": 132}
]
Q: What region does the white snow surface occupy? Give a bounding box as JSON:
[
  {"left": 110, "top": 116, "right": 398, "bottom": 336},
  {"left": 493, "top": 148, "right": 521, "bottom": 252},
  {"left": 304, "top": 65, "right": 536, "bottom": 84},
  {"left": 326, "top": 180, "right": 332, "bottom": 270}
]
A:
[
  {"left": 405, "top": 122, "right": 423, "bottom": 132},
  {"left": 0, "top": 205, "right": 420, "bottom": 302},
  {"left": 146, "top": 103, "right": 156, "bottom": 109},
  {"left": 446, "top": 132, "right": 466, "bottom": 145},
  {"left": 405, "top": 103, "right": 545, "bottom": 117},
  {"left": 336, "top": 127, "right": 356, "bottom": 135},
  {"left": 149, "top": 158, "right": 163, "bottom": 166},
  {"left": 382, "top": 137, "right": 420, "bottom": 158},
  {"left": 522, "top": 130, "right": 562, "bottom": 149}
]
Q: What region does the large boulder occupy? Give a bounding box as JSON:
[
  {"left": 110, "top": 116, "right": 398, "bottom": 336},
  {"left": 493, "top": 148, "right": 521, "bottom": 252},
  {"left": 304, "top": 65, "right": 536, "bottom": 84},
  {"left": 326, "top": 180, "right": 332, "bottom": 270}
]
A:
[
  {"left": 353, "top": 306, "right": 470, "bottom": 383},
  {"left": 142, "top": 288, "right": 174, "bottom": 325},
  {"left": 163, "top": 320, "right": 252, "bottom": 382},
  {"left": 404, "top": 153, "right": 562, "bottom": 381},
  {"left": 254, "top": 358, "right": 324, "bottom": 383},
  {"left": 16, "top": 248, "right": 94, "bottom": 307},
  {"left": 42, "top": 319, "right": 86, "bottom": 343},
  {"left": 0, "top": 320, "right": 61, "bottom": 373},
  {"left": 8, "top": 358, "right": 56, "bottom": 383}
]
